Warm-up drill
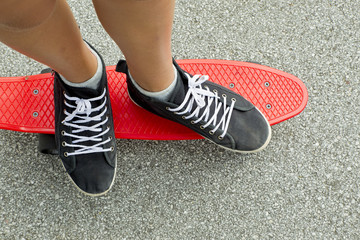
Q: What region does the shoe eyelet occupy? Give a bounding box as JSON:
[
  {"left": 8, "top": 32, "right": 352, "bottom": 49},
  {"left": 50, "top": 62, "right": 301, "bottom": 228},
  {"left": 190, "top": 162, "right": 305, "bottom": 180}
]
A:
[
  {"left": 191, "top": 120, "right": 195, "bottom": 124},
  {"left": 110, "top": 146, "right": 115, "bottom": 152},
  {"left": 61, "top": 130, "right": 66, "bottom": 136},
  {"left": 63, "top": 91, "right": 66, "bottom": 95},
  {"left": 62, "top": 141, "right": 66, "bottom": 147},
  {"left": 166, "top": 107, "right": 170, "bottom": 110},
  {"left": 200, "top": 125, "right": 205, "bottom": 129},
  {"left": 64, "top": 152, "right": 68, "bottom": 157},
  {"left": 182, "top": 116, "right": 186, "bottom": 120},
  {"left": 63, "top": 100, "right": 66, "bottom": 104},
  {"left": 109, "top": 136, "right": 113, "bottom": 140},
  {"left": 209, "top": 130, "right": 215, "bottom": 135},
  {"left": 222, "top": 94, "right": 227, "bottom": 98},
  {"left": 218, "top": 136, "right": 224, "bottom": 140},
  {"left": 63, "top": 109, "right": 66, "bottom": 114},
  {"left": 213, "top": 89, "right": 218, "bottom": 93},
  {"left": 231, "top": 98, "right": 236, "bottom": 102}
]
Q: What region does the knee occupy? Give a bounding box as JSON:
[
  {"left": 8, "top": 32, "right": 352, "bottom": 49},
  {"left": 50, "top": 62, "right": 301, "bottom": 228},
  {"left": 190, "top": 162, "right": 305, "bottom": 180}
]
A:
[{"left": 0, "top": 0, "right": 57, "bottom": 31}]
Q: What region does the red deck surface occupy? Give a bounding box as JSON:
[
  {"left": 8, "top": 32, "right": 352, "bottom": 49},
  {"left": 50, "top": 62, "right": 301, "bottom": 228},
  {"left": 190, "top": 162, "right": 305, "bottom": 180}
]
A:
[{"left": 0, "top": 59, "right": 308, "bottom": 140}]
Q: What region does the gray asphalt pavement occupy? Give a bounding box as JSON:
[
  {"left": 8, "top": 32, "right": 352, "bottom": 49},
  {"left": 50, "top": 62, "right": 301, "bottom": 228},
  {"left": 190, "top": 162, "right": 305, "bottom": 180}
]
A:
[{"left": 1, "top": 0, "right": 359, "bottom": 239}]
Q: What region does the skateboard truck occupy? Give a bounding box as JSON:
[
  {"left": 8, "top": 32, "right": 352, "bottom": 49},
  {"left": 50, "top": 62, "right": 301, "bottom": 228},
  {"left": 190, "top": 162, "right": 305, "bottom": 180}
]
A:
[
  {"left": 38, "top": 133, "right": 58, "bottom": 155},
  {"left": 36, "top": 68, "right": 58, "bottom": 155}
]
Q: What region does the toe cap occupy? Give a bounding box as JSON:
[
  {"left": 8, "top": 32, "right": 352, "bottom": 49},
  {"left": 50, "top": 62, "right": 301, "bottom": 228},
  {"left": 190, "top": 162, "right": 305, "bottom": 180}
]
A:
[
  {"left": 229, "top": 107, "right": 271, "bottom": 152},
  {"left": 69, "top": 153, "right": 116, "bottom": 196}
]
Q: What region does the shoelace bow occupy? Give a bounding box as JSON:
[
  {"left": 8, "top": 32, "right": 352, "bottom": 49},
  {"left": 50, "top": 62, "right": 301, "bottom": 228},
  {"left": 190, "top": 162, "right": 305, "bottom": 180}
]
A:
[
  {"left": 168, "top": 73, "right": 236, "bottom": 139},
  {"left": 62, "top": 89, "right": 112, "bottom": 156}
]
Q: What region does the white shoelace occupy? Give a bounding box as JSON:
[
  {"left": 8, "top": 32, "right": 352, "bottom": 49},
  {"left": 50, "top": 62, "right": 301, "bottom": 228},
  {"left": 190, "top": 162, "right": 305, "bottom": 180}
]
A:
[
  {"left": 168, "top": 73, "right": 236, "bottom": 139},
  {"left": 61, "top": 89, "right": 112, "bottom": 156}
]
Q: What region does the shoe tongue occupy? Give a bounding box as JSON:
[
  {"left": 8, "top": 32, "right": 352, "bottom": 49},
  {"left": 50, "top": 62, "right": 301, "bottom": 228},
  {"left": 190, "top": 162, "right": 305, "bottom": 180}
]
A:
[
  {"left": 62, "top": 78, "right": 103, "bottom": 99},
  {"left": 67, "top": 85, "right": 101, "bottom": 99},
  {"left": 168, "top": 71, "right": 188, "bottom": 105},
  {"left": 167, "top": 71, "right": 225, "bottom": 122}
]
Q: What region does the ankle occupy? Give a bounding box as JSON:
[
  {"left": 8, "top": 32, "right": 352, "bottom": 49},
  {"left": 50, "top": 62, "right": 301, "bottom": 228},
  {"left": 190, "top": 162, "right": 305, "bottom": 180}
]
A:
[
  {"left": 59, "top": 42, "right": 98, "bottom": 84},
  {"left": 129, "top": 64, "right": 178, "bottom": 101},
  {"left": 128, "top": 62, "right": 175, "bottom": 92}
]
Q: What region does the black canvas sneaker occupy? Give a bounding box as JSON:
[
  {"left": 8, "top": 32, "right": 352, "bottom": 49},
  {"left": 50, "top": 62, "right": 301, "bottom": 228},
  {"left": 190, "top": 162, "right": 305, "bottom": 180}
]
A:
[
  {"left": 116, "top": 59, "right": 271, "bottom": 153},
  {"left": 53, "top": 46, "right": 116, "bottom": 196}
]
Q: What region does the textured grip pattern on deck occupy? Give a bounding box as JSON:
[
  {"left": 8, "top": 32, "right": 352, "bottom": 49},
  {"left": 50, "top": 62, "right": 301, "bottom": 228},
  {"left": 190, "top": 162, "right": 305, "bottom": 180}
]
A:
[
  {"left": 0, "top": 75, "right": 54, "bottom": 132},
  {"left": 180, "top": 62, "right": 305, "bottom": 124},
  {"left": 0, "top": 60, "right": 307, "bottom": 140}
]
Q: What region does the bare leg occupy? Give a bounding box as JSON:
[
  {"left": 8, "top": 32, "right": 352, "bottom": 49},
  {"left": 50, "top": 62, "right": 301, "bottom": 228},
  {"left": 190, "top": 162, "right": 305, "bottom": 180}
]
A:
[
  {"left": 0, "top": 0, "right": 97, "bottom": 83},
  {"left": 92, "top": 0, "right": 175, "bottom": 92}
]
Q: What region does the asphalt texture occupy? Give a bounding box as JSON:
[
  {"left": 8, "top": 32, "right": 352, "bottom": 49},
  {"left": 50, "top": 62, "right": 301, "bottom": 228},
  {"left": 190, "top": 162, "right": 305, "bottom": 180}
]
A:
[{"left": 1, "top": 0, "right": 359, "bottom": 239}]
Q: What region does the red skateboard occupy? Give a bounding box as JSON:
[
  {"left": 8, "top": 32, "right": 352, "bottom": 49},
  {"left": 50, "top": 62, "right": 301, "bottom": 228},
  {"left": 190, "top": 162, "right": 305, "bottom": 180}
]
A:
[{"left": 0, "top": 59, "right": 308, "bottom": 149}]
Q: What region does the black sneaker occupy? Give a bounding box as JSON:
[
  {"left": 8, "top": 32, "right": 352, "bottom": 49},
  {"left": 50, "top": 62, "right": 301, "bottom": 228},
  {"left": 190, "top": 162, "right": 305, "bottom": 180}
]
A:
[
  {"left": 116, "top": 59, "right": 271, "bottom": 153},
  {"left": 53, "top": 45, "right": 117, "bottom": 196}
]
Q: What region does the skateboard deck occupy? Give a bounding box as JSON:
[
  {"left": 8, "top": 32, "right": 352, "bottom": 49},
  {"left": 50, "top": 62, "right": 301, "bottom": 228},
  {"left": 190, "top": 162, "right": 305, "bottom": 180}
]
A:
[{"left": 0, "top": 59, "right": 308, "bottom": 140}]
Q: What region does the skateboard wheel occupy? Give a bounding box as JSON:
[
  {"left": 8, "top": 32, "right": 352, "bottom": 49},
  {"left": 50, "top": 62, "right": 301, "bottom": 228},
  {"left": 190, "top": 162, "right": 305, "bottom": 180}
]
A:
[{"left": 38, "top": 134, "right": 58, "bottom": 155}]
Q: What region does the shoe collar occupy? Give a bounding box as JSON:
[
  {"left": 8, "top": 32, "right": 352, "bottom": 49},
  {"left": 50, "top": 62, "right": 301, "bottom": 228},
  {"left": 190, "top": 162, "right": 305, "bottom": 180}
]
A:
[{"left": 54, "top": 71, "right": 106, "bottom": 99}]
